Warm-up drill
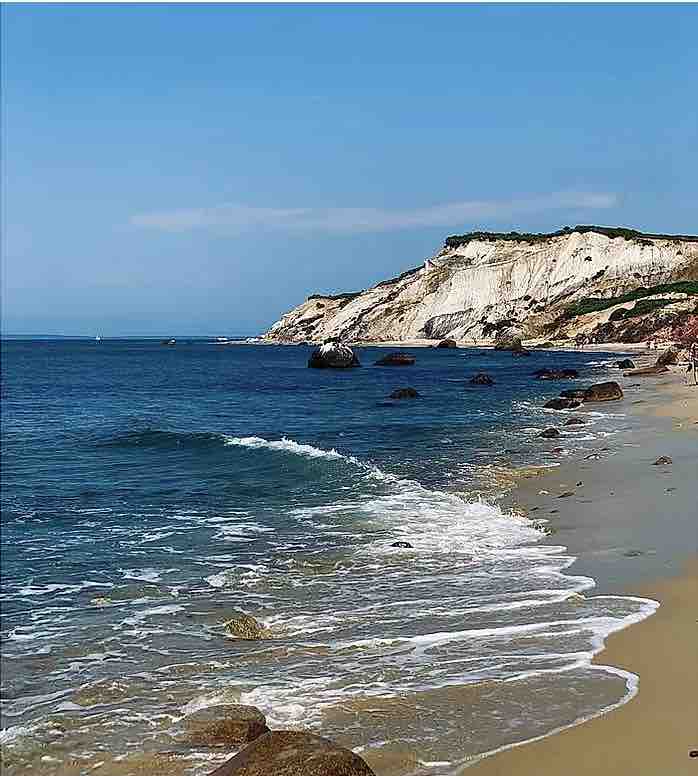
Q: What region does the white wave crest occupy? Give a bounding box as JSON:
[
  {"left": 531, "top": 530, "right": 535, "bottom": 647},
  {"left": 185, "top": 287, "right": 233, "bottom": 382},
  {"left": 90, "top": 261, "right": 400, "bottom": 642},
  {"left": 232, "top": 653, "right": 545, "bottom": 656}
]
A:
[{"left": 223, "top": 435, "right": 350, "bottom": 461}]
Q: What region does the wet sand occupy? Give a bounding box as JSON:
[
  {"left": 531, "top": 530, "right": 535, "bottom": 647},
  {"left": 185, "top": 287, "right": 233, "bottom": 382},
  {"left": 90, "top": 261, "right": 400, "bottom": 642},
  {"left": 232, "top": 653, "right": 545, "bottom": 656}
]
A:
[
  {"left": 471, "top": 368, "right": 698, "bottom": 774},
  {"left": 470, "top": 559, "right": 697, "bottom": 776}
]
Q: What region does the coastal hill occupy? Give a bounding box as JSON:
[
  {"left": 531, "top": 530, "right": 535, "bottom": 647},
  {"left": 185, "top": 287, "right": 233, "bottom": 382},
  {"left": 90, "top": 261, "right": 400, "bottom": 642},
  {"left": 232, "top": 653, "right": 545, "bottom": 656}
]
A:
[{"left": 263, "top": 226, "right": 698, "bottom": 345}]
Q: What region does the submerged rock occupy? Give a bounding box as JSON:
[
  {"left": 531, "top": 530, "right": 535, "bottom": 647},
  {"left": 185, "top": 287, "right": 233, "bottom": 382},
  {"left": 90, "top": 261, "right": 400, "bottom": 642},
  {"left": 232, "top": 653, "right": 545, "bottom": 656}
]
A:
[
  {"left": 224, "top": 612, "right": 268, "bottom": 640},
  {"left": 539, "top": 427, "right": 560, "bottom": 438},
  {"left": 533, "top": 368, "right": 579, "bottom": 380},
  {"left": 583, "top": 381, "right": 623, "bottom": 402},
  {"left": 389, "top": 387, "right": 420, "bottom": 399},
  {"left": 184, "top": 704, "right": 269, "bottom": 748},
  {"left": 435, "top": 338, "right": 457, "bottom": 349},
  {"left": 615, "top": 358, "right": 636, "bottom": 369},
  {"left": 564, "top": 417, "right": 586, "bottom": 426},
  {"left": 374, "top": 352, "right": 416, "bottom": 366},
  {"left": 308, "top": 342, "right": 360, "bottom": 369},
  {"left": 652, "top": 456, "right": 673, "bottom": 465},
  {"left": 544, "top": 397, "right": 581, "bottom": 410},
  {"left": 469, "top": 373, "right": 494, "bottom": 385},
  {"left": 210, "top": 731, "right": 377, "bottom": 776},
  {"left": 391, "top": 541, "right": 413, "bottom": 548}
]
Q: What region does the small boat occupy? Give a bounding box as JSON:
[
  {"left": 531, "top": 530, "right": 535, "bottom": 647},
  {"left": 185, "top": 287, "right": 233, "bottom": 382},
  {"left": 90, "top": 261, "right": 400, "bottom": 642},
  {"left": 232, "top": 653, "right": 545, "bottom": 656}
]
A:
[
  {"left": 95, "top": 335, "right": 102, "bottom": 342},
  {"left": 161, "top": 338, "right": 176, "bottom": 346}
]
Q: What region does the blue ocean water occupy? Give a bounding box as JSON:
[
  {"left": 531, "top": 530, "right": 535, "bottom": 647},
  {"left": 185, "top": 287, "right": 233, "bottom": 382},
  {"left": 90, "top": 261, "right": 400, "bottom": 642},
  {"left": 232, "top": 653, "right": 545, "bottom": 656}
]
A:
[{"left": 0, "top": 340, "right": 656, "bottom": 774}]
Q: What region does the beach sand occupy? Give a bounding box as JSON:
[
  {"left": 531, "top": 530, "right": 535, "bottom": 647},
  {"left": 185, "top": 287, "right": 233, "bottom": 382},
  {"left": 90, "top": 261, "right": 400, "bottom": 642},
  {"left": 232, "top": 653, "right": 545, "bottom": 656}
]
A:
[
  {"left": 470, "top": 368, "right": 697, "bottom": 775},
  {"left": 469, "top": 559, "right": 697, "bottom": 776}
]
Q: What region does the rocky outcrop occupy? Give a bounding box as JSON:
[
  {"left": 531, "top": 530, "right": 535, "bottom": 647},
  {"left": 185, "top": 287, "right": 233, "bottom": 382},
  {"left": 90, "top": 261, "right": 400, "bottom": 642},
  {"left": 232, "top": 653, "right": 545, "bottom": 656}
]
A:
[
  {"left": 435, "top": 338, "right": 457, "bottom": 349},
  {"left": 209, "top": 731, "right": 377, "bottom": 776},
  {"left": 374, "top": 352, "right": 415, "bottom": 366},
  {"left": 470, "top": 373, "right": 494, "bottom": 385},
  {"left": 308, "top": 342, "right": 360, "bottom": 369},
  {"left": 539, "top": 428, "right": 560, "bottom": 438},
  {"left": 184, "top": 705, "right": 269, "bottom": 748},
  {"left": 264, "top": 227, "right": 698, "bottom": 344},
  {"left": 583, "top": 381, "right": 624, "bottom": 402},
  {"left": 616, "top": 359, "right": 636, "bottom": 369}
]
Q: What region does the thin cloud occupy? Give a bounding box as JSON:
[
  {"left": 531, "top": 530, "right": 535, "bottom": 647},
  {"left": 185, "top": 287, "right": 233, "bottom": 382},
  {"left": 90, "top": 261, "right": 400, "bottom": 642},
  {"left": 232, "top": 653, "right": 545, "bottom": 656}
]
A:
[{"left": 131, "top": 192, "right": 619, "bottom": 235}]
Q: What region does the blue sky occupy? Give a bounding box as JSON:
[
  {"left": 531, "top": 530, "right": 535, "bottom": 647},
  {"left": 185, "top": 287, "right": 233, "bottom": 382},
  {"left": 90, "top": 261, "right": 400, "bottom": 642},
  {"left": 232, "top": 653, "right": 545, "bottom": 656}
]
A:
[{"left": 2, "top": 4, "right": 697, "bottom": 336}]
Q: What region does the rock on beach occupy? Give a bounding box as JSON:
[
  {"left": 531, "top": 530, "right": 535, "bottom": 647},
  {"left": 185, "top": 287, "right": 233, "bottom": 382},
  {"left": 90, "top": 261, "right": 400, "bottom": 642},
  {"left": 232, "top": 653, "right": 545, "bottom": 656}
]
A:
[
  {"left": 184, "top": 704, "right": 269, "bottom": 748},
  {"left": 582, "top": 381, "right": 624, "bottom": 402},
  {"left": 209, "top": 731, "right": 377, "bottom": 776}
]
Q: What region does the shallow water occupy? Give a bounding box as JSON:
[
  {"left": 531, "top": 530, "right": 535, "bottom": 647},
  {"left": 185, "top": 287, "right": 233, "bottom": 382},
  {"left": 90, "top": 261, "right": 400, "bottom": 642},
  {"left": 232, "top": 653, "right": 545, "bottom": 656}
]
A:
[{"left": 0, "top": 340, "right": 656, "bottom": 774}]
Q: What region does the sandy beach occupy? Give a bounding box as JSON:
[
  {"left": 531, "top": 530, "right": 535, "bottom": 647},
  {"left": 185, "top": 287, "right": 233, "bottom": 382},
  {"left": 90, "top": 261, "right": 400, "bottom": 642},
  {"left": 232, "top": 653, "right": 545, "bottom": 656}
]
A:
[
  {"left": 470, "top": 560, "right": 697, "bottom": 776},
  {"left": 470, "top": 361, "right": 698, "bottom": 775}
]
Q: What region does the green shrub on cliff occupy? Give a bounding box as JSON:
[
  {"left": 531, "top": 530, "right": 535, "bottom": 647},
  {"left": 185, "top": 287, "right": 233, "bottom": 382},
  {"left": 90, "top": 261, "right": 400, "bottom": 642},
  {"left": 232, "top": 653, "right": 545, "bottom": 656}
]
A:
[
  {"left": 608, "top": 298, "right": 675, "bottom": 321},
  {"left": 444, "top": 226, "right": 698, "bottom": 249},
  {"left": 563, "top": 281, "right": 698, "bottom": 320}
]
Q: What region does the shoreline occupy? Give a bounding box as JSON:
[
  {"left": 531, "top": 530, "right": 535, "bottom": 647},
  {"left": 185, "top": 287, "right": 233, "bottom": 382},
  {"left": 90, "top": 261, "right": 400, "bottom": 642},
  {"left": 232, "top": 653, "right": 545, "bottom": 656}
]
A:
[
  {"left": 257, "top": 337, "right": 675, "bottom": 353},
  {"left": 468, "top": 365, "right": 697, "bottom": 774},
  {"left": 469, "top": 559, "right": 697, "bottom": 776}
]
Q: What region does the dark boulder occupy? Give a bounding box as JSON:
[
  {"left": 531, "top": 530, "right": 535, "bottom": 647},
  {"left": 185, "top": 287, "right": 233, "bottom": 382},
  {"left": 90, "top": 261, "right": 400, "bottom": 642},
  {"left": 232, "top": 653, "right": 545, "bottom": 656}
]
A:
[
  {"left": 183, "top": 704, "right": 269, "bottom": 748},
  {"left": 512, "top": 348, "right": 532, "bottom": 357},
  {"left": 435, "top": 339, "right": 457, "bottom": 349},
  {"left": 545, "top": 398, "right": 581, "bottom": 410},
  {"left": 533, "top": 368, "right": 579, "bottom": 380},
  {"left": 308, "top": 342, "right": 360, "bottom": 369},
  {"left": 539, "top": 428, "right": 560, "bottom": 439},
  {"left": 559, "top": 389, "right": 587, "bottom": 399},
  {"left": 494, "top": 333, "right": 524, "bottom": 352},
  {"left": 564, "top": 417, "right": 586, "bottom": 426},
  {"left": 582, "top": 381, "right": 623, "bottom": 402},
  {"left": 374, "top": 352, "right": 416, "bottom": 366},
  {"left": 209, "top": 731, "right": 377, "bottom": 776},
  {"left": 469, "top": 373, "right": 494, "bottom": 386},
  {"left": 389, "top": 387, "right": 419, "bottom": 400},
  {"left": 655, "top": 347, "right": 679, "bottom": 367},
  {"left": 391, "top": 541, "right": 413, "bottom": 548},
  {"left": 615, "top": 358, "right": 636, "bottom": 369}
]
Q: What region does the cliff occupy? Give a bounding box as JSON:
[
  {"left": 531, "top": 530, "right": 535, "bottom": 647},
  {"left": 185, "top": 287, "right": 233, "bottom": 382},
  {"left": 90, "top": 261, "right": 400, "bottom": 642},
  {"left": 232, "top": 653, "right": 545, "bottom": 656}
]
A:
[{"left": 263, "top": 226, "right": 698, "bottom": 345}]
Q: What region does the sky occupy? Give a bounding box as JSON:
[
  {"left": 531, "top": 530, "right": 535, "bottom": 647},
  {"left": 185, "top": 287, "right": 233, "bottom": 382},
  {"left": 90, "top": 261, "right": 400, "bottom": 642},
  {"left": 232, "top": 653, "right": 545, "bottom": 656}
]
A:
[{"left": 2, "top": 4, "right": 697, "bottom": 336}]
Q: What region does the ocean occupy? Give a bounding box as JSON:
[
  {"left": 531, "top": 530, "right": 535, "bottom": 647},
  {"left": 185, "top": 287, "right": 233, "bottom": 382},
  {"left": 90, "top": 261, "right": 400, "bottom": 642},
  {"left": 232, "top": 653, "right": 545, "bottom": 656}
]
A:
[{"left": 0, "top": 339, "right": 657, "bottom": 774}]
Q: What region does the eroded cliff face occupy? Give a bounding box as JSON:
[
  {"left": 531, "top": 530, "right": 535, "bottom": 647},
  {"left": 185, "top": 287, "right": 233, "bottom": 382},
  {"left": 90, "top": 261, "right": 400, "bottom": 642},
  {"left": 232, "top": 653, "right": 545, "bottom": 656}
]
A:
[{"left": 263, "top": 229, "right": 698, "bottom": 344}]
